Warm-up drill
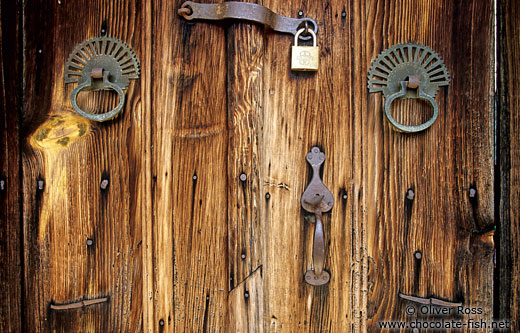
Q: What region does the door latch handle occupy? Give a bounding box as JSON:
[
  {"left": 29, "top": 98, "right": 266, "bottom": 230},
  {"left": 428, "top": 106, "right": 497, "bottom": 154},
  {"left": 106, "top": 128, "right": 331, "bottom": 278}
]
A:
[
  {"left": 178, "top": 1, "right": 318, "bottom": 40},
  {"left": 301, "top": 147, "right": 333, "bottom": 286}
]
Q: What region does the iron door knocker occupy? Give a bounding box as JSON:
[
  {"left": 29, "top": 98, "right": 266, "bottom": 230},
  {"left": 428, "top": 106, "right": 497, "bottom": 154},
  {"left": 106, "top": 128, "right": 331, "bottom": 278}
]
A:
[
  {"left": 368, "top": 43, "right": 450, "bottom": 133},
  {"left": 64, "top": 36, "right": 140, "bottom": 122}
]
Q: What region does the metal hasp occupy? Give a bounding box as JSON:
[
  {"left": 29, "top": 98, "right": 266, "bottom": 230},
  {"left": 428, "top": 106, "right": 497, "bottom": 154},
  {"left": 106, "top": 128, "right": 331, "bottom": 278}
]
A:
[
  {"left": 301, "top": 147, "right": 333, "bottom": 286},
  {"left": 64, "top": 36, "right": 140, "bottom": 122},
  {"left": 368, "top": 43, "right": 450, "bottom": 133},
  {"left": 178, "top": 1, "right": 318, "bottom": 40}
]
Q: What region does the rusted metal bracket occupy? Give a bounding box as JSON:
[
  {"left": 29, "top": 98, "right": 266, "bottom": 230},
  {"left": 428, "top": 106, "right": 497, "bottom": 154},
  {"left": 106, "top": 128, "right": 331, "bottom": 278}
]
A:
[
  {"left": 399, "top": 292, "right": 462, "bottom": 307},
  {"left": 50, "top": 297, "right": 109, "bottom": 310},
  {"left": 178, "top": 1, "right": 318, "bottom": 40},
  {"left": 301, "top": 147, "right": 333, "bottom": 286}
]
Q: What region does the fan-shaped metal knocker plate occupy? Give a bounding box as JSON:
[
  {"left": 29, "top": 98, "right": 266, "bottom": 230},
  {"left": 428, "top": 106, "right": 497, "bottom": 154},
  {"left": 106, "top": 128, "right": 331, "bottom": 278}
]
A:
[
  {"left": 368, "top": 43, "right": 450, "bottom": 133},
  {"left": 64, "top": 36, "right": 140, "bottom": 122}
]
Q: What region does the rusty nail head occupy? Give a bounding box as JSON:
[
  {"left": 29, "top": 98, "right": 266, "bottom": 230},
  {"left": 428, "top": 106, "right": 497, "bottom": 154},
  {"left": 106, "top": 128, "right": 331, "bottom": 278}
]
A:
[
  {"left": 100, "top": 179, "right": 109, "bottom": 190},
  {"left": 407, "top": 189, "right": 415, "bottom": 201}
]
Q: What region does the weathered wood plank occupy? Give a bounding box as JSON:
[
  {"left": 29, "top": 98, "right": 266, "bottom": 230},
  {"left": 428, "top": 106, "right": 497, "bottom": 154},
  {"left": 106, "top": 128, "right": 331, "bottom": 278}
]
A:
[
  {"left": 498, "top": 0, "right": 519, "bottom": 329},
  {"left": 365, "top": 0, "right": 494, "bottom": 331},
  {"left": 0, "top": 1, "right": 22, "bottom": 331},
  {"left": 229, "top": 266, "right": 263, "bottom": 333},
  {"left": 145, "top": 0, "right": 229, "bottom": 331},
  {"left": 259, "top": 0, "right": 356, "bottom": 331},
  {"left": 22, "top": 1, "right": 146, "bottom": 330},
  {"left": 226, "top": 21, "right": 264, "bottom": 294},
  {"left": 226, "top": 22, "right": 265, "bottom": 329}
]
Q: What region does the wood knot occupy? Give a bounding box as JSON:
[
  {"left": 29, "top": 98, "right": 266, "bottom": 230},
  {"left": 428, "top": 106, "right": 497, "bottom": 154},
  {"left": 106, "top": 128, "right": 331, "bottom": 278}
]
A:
[{"left": 30, "top": 113, "right": 90, "bottom": 149}]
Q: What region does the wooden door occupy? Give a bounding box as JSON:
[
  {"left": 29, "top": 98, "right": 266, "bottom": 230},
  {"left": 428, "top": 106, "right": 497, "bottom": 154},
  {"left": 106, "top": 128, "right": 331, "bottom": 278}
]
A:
[{"left": 1, "top": 0, "right": 507, "bottom": 331}]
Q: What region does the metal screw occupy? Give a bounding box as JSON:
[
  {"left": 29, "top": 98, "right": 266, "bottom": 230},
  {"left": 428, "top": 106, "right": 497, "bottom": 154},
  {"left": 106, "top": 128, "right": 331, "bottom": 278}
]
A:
[
  {"left": 298, "top": 10, "right": 303, "bottom": 17},
  {"left": 241, "top": 253, "right": 246, "bottom": 260},
  {"left": 86, "top": 239, "right": 94, "bottom": 246},
  {"left": 342, "top": 194, "right": 347, "bottom": 200},
  {"left": 159, "top": 319, "right": 164, "bottom": 326},
  {"left": 406, "top": 189, "right": 415, "bottom": 201},
  {"left": 469, "top": 187, "right": 477, "bottom": 198},
  {"left": 265, "top": 192, "right": 271, "bottom": 200},
  {"left": 37, "top": 179, "right": 45, "bottom": 191},
  {"left": 414, "top": 251, "right": 422, "bottom": 260},
  {"left": 239, "top": 173, "right": 247, "bottom": 182},
  {"left": 206, "top": 295, "right": 210, "bottom": 300},
  {"left": 100, "top": 179, "right": 109, "bottom": 190},
  {"left": 341, "top": 10, "right": 346, "bottom": 18},
  {"left": 193, "top": 174, "right": 197, "bottom": 180},
  {"left": 244, "top": 291, "right": 249, "bottom": 298}
]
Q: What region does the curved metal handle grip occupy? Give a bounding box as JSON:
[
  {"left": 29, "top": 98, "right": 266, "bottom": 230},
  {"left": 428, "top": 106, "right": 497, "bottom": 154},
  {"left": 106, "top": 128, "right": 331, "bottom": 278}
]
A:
[
  {"left": 70, "top": 71, "right": 126, "bottom": 122},
  {"left": 312, "top": 213, "right": 325, "bottom": 275},
  {"left": 304, "top": 212, "right": 330, "bottom": 286},
  {"left": 302, "top": 147, "right": 332, "bottom": 286},
  {"left": 384, "top": 81, "right": 439, "bottom": 133}
]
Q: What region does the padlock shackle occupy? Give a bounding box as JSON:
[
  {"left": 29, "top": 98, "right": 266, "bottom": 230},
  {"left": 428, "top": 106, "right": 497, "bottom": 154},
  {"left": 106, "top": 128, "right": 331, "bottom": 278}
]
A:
[{"left": 294, "top": 28, "right": 317, "bottom": 47}]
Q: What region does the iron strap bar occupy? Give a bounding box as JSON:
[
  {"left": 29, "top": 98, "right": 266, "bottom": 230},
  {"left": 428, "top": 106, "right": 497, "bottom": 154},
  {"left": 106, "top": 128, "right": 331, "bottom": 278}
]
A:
[{"left": 178, "top": 1, "right": 318, "bottom": 39}]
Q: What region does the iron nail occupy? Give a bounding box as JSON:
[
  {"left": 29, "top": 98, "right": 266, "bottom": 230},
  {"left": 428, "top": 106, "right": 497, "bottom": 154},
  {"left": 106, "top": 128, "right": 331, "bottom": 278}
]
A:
[
  {"left": 87, "top": 239, "right": 94, "bottom": 246},
  {"left": 469, "top": 187, "right": 477, "bottom": 198},
  {"left": 298, "top": 10, "right": 303, "bottom": 17},
  {"left": 414, "top": 251, "right": 422, "bottom": 260},
  {"left": 244, "top": 291, "right": 249, "bottom": 298},
  {"left": 0, "top": 180, "right": 5, "bottom": 191},
  {"left": 406, "top": 189, "right": 415, "bottom": 201},
  {"left": 241, "top": 253, "right": 246, "bottom": 260},
  {"left": 341, "top": 10, "right": 346, "bottom": 17},
  {"left": 239, "top": 173, "right": 247, "bottom": 182},
  {"left": 265, "top": 192, "right": 271, "bottom": 200},
  {"left": 37, "top": 179, "right": 45, "bottom": 191},
  {"left": 342, "top": 194, "right": 347, "bottom": 200},
  {"left": 159, "top": 319, "right": 164, "bottom": 326},
  {"left": 193, "top": 174, "right": 198, "bottom": 180},
  {"left": 100, "top": 179, "right": 109, "bottom": 190}
]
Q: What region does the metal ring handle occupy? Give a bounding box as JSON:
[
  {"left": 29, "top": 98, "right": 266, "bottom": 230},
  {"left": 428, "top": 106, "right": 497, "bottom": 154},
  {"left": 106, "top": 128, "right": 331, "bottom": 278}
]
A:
[
  {"left": 384, "top": 81, "right": 439, "bottom": 133},
  {"left": 70, "top": 71, "right": 126, "bottom": 122}
]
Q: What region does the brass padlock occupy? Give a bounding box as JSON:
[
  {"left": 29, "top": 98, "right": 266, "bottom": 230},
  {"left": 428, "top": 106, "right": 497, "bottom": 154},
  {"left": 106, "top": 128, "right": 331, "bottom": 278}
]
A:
[{"left": 291, "top": 28, "right": 319, "bottom": 71}]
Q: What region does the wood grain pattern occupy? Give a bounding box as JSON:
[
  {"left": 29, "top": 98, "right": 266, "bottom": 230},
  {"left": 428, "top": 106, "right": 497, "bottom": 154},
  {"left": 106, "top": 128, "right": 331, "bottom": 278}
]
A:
[
  {"left": 498, "top": 0, "right": 519, "bottom": 328},
  {"left": 365, "top": 1, "right": 494, "bottom": 330},
  {"left": 0, "top": 1, "right": 22, "bottom": 331},
  {"left": 259, "top": 1, "right": 356, "bottom": 331},
  {"left": 144, "top": 0, "right": 228, "bottom": 331},
  {"left": 22, "top": 1, "right": 145, "bottom": 331}
]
